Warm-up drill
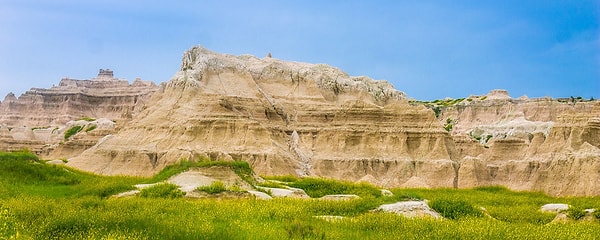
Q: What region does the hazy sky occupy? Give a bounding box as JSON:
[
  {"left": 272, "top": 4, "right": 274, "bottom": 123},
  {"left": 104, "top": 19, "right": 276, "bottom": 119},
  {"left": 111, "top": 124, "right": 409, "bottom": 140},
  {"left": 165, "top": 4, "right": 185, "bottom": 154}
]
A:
[{"left": 1, "top": 0, "right": 598, "bottom": 100}]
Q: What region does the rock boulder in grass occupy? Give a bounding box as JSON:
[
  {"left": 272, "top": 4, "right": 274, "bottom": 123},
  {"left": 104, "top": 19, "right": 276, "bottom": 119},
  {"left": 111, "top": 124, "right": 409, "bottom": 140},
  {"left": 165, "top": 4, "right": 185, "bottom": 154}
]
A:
[
  {"left": 247, "top": 190, "right": 273, "bottom": 200},
  {"left": 376, "top": 201, "right": 442, "bottom": 219},
  {"left": 540, "top": 203, "right": 570, "bottom": 213},
  {"left": 319, "top": 194, "right": 360, "bottom": 200},
  {"left": 258, "top": 187, "right": 310, "bottom": 198}
]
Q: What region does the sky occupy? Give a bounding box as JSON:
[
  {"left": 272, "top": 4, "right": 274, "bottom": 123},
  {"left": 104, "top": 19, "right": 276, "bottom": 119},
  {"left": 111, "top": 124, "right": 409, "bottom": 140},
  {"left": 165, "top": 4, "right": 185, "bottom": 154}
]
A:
[{"left": 0, "top": 0, "right": 598, "bottom": 100}]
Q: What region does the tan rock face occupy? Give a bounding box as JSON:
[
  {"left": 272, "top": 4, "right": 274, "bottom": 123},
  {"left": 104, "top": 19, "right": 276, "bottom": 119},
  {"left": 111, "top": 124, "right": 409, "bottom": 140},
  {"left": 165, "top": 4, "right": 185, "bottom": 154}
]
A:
[
  {"left": 67, "top": 46, "right": 457, "bottom": 189},
  {"left": 434, "top": 91, "right": 600, "bottom": 196}
]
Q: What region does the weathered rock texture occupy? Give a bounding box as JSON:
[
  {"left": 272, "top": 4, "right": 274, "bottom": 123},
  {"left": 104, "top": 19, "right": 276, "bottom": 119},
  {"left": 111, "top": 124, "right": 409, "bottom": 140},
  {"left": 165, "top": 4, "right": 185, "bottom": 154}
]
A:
[
  {"left": 0, "top": 69, "right": 158, "bottom": 155},
  {"left": 68, "top": 46, "right": 459, "bottom": 190},
  {"left": 430, "top": 91, "right": 600, "bottom": 196}
]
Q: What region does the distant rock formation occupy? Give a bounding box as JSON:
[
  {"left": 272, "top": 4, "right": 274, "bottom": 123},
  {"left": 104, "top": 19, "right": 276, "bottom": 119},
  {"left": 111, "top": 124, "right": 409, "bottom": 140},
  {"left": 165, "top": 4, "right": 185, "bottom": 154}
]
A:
[
  {"left": 0, "top": 69, "right": 158, "bottom": 155},
  {"left": 424, "top": 90, "right": 600, "bottom": 196}
]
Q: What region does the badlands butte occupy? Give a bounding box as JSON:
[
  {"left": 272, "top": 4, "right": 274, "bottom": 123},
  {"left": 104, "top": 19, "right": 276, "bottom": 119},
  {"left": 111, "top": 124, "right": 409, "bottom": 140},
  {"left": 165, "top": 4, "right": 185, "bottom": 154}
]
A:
[{"left": 1, "top": 46, "right": 599, "bottom": 197}]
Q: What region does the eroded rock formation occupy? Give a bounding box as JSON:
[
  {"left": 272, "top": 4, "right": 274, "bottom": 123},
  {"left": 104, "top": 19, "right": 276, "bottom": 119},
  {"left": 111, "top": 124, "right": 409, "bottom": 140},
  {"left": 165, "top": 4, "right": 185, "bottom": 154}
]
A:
[
  {"left": 2, "top": 46, "right": 599, "bottom": 196},
  {"left": 0, "top": 69, "right": 158, "bottom": 156},
  {"left": 427, "top": 90, "right": 600, "bottom": 196},
  {"left": 68, "top": 46, "right": 458, "bottom": 189}
]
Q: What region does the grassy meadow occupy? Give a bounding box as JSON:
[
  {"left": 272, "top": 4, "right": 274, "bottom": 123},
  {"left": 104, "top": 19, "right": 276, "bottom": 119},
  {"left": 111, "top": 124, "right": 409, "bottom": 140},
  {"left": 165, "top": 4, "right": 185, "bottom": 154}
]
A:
[{"left": 1, "top": 150, "right": 600, "bottom": 239}]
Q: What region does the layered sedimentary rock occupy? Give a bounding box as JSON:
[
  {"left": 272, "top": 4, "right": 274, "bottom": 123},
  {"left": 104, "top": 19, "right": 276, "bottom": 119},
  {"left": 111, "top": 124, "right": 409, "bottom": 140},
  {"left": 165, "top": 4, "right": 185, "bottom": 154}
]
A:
[
  {"left": 2, "top": 46, "right": 599, "bottom": 196},
  {"left": 430, "top": 90, "right": 600, "bottom": 196},
  {"left": 68, "top": 46, "right": 459, "bottom": 189},
  {"left": 0, "top": 69, "right": 157, "bottom": 127},
  {"left": 0, "top": 70, "right": 158, "bottom": 155}
]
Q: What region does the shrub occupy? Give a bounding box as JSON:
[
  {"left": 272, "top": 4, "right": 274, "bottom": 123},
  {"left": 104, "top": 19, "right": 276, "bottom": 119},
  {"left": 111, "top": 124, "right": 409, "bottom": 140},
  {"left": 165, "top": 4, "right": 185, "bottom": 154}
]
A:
[
  {"left": 197, "top": 181, "right": 227, "bottom": 194},
  {"left": 79, "top": 117, "right": 96, "bottom": 122},
  {"left": 64, "top": 125, "right": 84, "bottom": 140},
  {"left": 0, "top": 150, "right": 38, "bottom": 161},
  {"left": 263, "top": 175, "right": 299, "bottom": 183},
  {"left": 257, "top": 181, "right": 288, "bottom": 189},
  {"left": 429, "top": 199, "right": 483, "bottom": 220},
  {"left": 288, "top": 177, "right": 381, "bottom": 198},
  {"left": 0, "top": 152, "right": 79, "bottom": 185},
  {"left": 474, "top": 186, "right": 509, "bottom": 193},
  {"left": 594, "top": 209, "right": 600, "bottom": 220},
  {"left": 85, "top": 125, "right": 97, "bottom": 132},
  {"left": 285, "top": 220, "right": 326, "bottom": 240},
  {"left": 565, "top": 207, "right": 586, "bottom": 220},
  {"left": 139, "top": 183, "right": 185, "bottom": 199}
]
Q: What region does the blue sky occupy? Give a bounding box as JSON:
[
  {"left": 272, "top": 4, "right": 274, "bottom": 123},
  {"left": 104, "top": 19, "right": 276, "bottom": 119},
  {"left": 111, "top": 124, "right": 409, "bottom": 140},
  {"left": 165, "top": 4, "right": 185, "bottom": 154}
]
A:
[{"left": 1, "top": 1, "right": 598, "bottom": 100}]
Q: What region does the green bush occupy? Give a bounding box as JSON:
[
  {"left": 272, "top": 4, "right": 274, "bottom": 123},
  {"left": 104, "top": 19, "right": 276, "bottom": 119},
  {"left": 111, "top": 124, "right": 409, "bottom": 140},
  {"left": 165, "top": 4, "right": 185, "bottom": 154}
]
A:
[
  {"left": 139, "top": 183, "right": 185, "bottom": 199},
  {"left": 197, "top": 181, "right": 227, "bottom": 194},
  {"left": 0, "top": 152, "right": 79, "bottom": 185},
  {"left": 79, "top": 117, "right": 96, "bottom": 122},
  {"left": 85, "top": 125, "right": 97, "bottom": 132},
  {"left": 474, "top": 186, "right": 509, "bottom": 193},
  {"left": 594, "top": 209, "right": 600, "bottom": 220},
  {"left": 565, "top": 207, "right": 586, "bottom": 220},
  {"left": 429, "top": 199, "right": 483, "bottom": 220},
  {"left": 288, "top": 178, "right": 381, "bottom": 198},
  {"left": 257, "top": 181, "right": 288, "bottom": 189},
  {"left": 285, "top": 220, "right": 326, "bottom": 239},
  {"left": 263, "top": 175, "right": 299, "bottom": 183},
  {"left": 64, "top": 125, "right": 84, "bottom": 140},
  {"left": 0, "top": 150, "right": 38, "bottom": 161}
]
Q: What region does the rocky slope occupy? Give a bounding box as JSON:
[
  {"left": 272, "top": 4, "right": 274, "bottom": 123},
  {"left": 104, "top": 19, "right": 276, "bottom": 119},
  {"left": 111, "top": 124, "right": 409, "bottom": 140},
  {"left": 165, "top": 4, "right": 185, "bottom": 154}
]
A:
[{"left": 2, "top": 46, "right": 599, "bottom": 196}]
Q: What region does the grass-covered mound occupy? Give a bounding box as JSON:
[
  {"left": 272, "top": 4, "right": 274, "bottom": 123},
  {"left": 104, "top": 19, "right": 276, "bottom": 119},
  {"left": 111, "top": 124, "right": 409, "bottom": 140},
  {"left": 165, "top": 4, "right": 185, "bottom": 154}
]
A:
[{"left": 1, "top": 151, "right": 600, "bottom": 239}]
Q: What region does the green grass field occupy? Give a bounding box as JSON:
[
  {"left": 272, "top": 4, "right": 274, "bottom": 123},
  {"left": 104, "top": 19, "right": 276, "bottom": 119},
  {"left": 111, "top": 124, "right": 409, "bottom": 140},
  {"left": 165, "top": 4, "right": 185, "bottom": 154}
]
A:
[{"left": 1, "top": 151, "right": 600, "bottom": 239}]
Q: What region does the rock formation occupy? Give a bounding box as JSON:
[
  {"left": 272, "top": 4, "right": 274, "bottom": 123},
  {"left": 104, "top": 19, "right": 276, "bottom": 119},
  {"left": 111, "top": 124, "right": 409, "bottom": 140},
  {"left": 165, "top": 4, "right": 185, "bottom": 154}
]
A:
[
  {"left": 0, "top": 69, "right": 158, "bottom": 156},
  {"left": 0, "top": 69, "right": 157, "bottom": 127},
  {"left": 421, "top": 90, "right": 600, "bottom": 196},
  {"left": 2, "top": 46, "right": 599, "bottom": 197},
  {"left": 68, "top": 46, "right": 458, "bottom": 190}
]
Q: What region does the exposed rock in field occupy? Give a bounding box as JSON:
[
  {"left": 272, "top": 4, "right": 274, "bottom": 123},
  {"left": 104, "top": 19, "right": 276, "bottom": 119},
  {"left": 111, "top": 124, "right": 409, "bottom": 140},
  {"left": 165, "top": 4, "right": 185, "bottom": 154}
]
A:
[
  {"left": 167, "top": 166, "right": 255, "bottom": 193},
  {"left": 540, "top": 203, "right": 570, "bottom": 213},
  {"left": 319, "top": 194, "right": 360, "bottom": 200},
  {"left": 380, "top": 189, "right": 394, "bottom": 197},
  {"left": 258, "top": 187, "right": 310, "bottom": 198},
  {"left": 247, "top": 190, "right": 273, "bottom": 200},
  {"left": 376, "top": 201, "right": 442, "bottom": 219}
]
